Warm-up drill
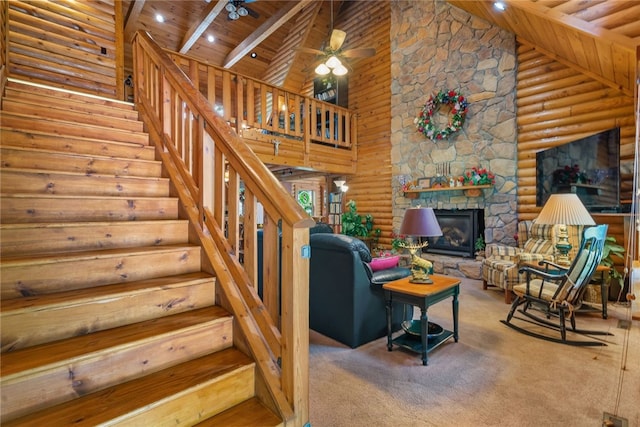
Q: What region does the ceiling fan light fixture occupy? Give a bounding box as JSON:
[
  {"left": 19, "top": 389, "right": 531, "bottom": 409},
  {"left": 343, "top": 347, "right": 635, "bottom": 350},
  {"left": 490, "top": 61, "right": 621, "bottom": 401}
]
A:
[
  {"left": 237, "top": 6, "right": 248, "bottom": 16},
  {"left": 332, "top": 64, "right": 348, "bottom": 76},
  {"left": 315, "top": 63, "right": 331, "bottom": 75},
  {"left": 325, "top": 55, "right": 342, "bottom": 69},
  {"left": 229, "top": 10, "right": 239, "bottom": 20},
  {"left": 225, "top": 2, "right": 236, "bottom": 12}
]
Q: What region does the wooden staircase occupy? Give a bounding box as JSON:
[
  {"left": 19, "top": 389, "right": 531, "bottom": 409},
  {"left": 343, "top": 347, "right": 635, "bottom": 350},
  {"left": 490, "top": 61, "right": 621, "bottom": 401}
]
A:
[{"left": 0, "top": 80, "right": 282, "bottom": 426}]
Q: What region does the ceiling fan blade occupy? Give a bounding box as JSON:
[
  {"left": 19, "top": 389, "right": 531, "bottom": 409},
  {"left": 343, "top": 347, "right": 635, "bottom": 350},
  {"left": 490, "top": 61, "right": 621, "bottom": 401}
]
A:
[
  {"left": 297, "top": 47, "right": 325, "bottom": 56},
  {"left": 342, "top": 47, "right": 376, "bottom": 58},
  {"left": 329, "top": 29, "right": 347, "bottom": 51},
  {"left": 245, "top": 5, "right": 259, "bottom": 18}
]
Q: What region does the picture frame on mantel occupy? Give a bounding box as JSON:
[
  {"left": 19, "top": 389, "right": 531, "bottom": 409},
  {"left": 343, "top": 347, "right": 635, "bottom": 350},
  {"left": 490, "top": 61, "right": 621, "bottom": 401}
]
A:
[{"left": 417, "top": 177, "right": 431, "bottom": 189}]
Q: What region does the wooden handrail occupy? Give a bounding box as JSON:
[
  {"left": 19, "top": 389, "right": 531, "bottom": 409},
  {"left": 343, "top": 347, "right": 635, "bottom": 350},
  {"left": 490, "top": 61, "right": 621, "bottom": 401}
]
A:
[
  {"left": 133, "top": 30, "right": 314, "bottom": 427},
  {"left": 165, "top": 50, "right": 355, "bottom": 151}
]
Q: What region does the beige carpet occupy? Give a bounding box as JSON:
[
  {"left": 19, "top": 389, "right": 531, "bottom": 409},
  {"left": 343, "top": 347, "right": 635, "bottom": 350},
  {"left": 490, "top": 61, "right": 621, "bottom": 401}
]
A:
[{"left": 309, "top": 278, "right": 639, "bottom": 427}]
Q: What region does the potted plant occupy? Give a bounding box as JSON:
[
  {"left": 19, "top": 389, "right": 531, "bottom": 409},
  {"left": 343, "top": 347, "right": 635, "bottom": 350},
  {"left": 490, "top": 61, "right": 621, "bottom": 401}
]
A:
[
  {"left": 600, "top": 235, "right": 625, "bottom": 300},
  {"left": 341, "top": 200, "right": 371, "bottom": 238},
  {"left": 474, "top": 235, "right": 486, "bottom": 259}
]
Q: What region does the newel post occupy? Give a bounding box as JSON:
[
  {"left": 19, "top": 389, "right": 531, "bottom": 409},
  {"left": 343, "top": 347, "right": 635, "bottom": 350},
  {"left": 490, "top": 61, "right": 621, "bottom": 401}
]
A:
[{"left": 279, "top": 225, "right": 310, "bottom": 426}]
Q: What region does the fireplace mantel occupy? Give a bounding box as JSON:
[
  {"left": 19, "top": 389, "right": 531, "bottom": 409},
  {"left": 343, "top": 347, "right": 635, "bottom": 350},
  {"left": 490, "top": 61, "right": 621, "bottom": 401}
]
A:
[{"left": 404, "top": 184, "right": 492, "bottom": 199}]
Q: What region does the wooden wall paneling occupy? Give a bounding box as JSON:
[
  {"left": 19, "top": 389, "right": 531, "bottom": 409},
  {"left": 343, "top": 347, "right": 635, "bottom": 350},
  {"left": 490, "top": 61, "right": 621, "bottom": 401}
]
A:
[
  {"left": 335, "top": 1, "right": 392, "bottom": 248},
  {"left": 515, "top": 42, "right": 635, "bottom": 256},
  {"left": 7, "top": 0, "right": 117, "bottom": 97}
]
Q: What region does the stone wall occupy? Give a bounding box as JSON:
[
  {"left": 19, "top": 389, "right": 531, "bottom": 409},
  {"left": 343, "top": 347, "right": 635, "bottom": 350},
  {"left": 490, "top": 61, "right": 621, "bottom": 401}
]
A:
[{"left": 390, "top": 0, "right": 519, "bottom": 246}]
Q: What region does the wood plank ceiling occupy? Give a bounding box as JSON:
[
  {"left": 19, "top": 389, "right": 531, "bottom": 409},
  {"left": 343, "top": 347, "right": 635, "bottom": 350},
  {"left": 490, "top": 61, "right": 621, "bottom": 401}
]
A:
[{"left": 447, "top": 0, "right": 640, "bottom": 96}]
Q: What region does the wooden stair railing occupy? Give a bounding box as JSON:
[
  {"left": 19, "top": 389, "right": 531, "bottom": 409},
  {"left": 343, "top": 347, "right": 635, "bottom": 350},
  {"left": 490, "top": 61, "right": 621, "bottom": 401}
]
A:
[
  {"left": 133, "top": 31, "right": 314, "bottom": 427},
  {"left": 165, "top": 51, "right": 357, "bottom": 174}
]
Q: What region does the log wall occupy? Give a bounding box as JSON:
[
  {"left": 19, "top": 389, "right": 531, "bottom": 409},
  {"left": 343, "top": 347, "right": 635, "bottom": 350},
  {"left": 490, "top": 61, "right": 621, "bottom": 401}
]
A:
[
  {"left": 333, "top": 1, "right": 392, "bottom": 248},
  {"left": 6, "top": 0, "right": 118, "bottom": 98},
  {"left": 516, "top": 41, "right": 636, "bottom": 263}
]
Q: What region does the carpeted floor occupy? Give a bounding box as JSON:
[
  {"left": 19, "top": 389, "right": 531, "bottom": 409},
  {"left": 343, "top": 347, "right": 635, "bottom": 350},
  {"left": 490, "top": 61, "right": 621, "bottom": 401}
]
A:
[{"left": 309, "top": 278, "right": 639, "bottom": 427}]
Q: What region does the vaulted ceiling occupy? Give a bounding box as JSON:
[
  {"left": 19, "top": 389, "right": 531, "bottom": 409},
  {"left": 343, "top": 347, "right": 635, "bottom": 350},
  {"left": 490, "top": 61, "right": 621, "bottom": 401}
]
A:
[{"left": 123, "top": 0, "right": 639, "bottom": 98}]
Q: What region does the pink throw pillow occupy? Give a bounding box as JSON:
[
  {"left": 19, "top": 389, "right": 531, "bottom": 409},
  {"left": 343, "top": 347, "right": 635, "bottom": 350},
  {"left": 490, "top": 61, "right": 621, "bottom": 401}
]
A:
[{"left": 370, "top": 255, "right": 400, "bottom": 272}]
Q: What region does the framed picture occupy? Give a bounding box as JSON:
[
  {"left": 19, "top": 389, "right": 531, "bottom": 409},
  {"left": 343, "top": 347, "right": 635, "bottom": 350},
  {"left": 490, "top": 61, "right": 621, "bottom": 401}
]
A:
[{"left": 417, "top": 177, "right": 431, "bottom": 189}]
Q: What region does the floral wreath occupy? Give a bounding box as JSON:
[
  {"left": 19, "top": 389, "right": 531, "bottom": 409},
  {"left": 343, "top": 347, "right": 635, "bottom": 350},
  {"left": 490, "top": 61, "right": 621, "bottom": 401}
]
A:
[{"left": 414, "top": 89, "right": 469, "bottom": 141}]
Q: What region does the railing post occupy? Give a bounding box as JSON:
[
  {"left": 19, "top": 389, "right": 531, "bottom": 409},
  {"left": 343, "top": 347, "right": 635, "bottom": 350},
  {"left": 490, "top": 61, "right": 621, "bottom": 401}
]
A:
[{"left": 280, "top": 226, "right": 310, "bottom": 427}]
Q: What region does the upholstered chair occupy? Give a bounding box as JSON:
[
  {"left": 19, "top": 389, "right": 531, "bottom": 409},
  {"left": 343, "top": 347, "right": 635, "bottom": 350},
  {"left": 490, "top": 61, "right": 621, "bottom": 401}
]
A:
[{"left": 482, "top": 220, "right": 583, "bottom": 303}]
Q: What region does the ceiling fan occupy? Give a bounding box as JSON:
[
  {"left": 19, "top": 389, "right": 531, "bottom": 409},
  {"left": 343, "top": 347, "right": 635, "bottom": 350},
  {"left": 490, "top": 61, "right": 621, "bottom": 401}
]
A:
[
  {"left": 225, "top": 0, "right": 259, "bottom": 20},
  {"left": 299, "top": 2, "right": 375, "bottom": 76}
]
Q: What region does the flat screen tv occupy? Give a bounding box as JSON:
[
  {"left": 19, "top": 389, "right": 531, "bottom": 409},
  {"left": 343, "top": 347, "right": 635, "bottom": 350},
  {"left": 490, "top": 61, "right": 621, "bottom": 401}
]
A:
[{"left": 536, "top": 127, "right": 620, "bottom": 213}]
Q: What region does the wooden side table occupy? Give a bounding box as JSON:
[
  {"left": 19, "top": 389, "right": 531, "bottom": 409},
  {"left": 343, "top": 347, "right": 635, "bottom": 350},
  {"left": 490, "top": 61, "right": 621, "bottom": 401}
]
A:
[{"left": 383, "top": 275, "right": 460, "bottom": 365}]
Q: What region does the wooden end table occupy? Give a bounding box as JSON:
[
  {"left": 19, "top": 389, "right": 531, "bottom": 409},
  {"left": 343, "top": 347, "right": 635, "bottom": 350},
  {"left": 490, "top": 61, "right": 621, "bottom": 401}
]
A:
[{"left": 383, "top": 274, "right": 460, "bottom": 365}]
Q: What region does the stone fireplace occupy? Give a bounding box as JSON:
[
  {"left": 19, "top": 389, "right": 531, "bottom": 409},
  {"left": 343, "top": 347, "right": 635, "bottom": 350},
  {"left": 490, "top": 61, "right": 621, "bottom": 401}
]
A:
[{"left": 426, "top": 209, "right": 484, "bottom": 258}]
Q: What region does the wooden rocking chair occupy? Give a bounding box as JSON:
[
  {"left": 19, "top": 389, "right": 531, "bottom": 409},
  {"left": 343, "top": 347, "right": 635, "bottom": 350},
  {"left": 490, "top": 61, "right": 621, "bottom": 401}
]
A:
[{"left": 501, "top": 224, "right": 612, "bottom": 346}]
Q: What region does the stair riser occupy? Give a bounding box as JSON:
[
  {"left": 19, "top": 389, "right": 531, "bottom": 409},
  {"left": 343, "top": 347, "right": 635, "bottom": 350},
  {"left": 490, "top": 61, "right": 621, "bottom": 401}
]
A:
[
  {"left": 5, "top": 82, "right": 136, "bottom": 113},
  {"left": 0, "top": 129, "right": 156, "bottom": 161},
  {"left": 120, "top": 367, "right": 255, "bottom": 426},
  {"left": 1, "top": 278, "right": 217, "bottom": 354},
  {"left": 1, "top": 313, "right": 231, "bottom": 421},
  {"left": 1, "top": 246, "right": 202, "bottom": 299},
  {"left": 0, "top": 147, "right": 161, "bottom": 177},
  {"left": 1, "top": 114, "right": 149, "bottom": 146},
  {"left": 3, "top": 88, "right": 139, "bottom": 120},
  {"left": 0, "top": 196, "right": 178, "bottom": 223},
  {"left": 0, "top": 221, "right": 189, "bottom": 257},
  {"left": 0, "top": 169, "right": 170, "bottom": 197},
  {"left": 3, "top": 350, "right": 255, "bottom": 426},
  {"left": 2, "top": 99, "right": 144, "bottom": 132}
]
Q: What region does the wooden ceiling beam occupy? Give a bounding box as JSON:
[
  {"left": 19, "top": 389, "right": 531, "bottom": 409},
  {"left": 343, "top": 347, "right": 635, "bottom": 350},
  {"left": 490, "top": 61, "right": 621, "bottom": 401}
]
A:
[
  {"left": 124, "top": 0, "right": 146, "bottom": 42},
  {"left": 223, "top": 0, "right": 315, "bottom": 69},
  {"left": 179, "top": 0, "right": 227, "bottom": 54}
]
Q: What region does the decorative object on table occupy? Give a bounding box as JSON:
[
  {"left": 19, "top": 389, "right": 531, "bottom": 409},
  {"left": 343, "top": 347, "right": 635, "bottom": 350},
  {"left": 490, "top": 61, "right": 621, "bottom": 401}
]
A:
[
  {"left": 415, "top": 90, "right": 469, "bottom": 141},
  {"left": 398, "top": 207, "right": 443, "bottom": 284},
  {"left": 535, "top": 193, "right": 596, "bottom": 266}
]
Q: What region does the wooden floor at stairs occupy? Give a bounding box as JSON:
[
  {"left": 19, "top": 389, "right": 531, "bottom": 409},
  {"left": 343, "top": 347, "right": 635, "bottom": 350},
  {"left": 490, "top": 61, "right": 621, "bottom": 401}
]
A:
[{"left": 0, "top": 79, "right": 282, "bottom": 425}]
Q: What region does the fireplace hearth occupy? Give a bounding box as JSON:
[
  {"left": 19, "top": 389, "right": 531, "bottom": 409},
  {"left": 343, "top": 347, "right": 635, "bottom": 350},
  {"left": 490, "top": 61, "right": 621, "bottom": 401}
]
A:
[{"left": 425, "top": 209, "right": 484, "bottom": 258}]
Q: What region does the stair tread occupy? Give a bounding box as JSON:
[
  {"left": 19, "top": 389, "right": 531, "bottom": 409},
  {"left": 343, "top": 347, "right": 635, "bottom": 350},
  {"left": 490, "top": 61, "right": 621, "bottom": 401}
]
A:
[
  {"left": 0, "top": 219, "right": 187, "bottom": 231},
  {"left": 2, "top": 98, "right": 143, "bottom": 131},
  {"left": 1, "top": 271, "right": 214, "bottom": 312},
  {"left": 0, "top": 166, "right": 170, "bottom": 182},
  {"left": 2, "top": 91, "right": 139, "bottom": 118},
  {"left": 1, "top": 193, "right": 176, "bottom": 200},
  {"left": 1, "top": 303, "right": 225, "bottom": 377},
  {"left": 1, "top": 111, "right": 149, "bottom": 138},
  {"left": 0, "top": 128, "right": 154, "bottom": 153},
  {"left": 195, "top": 397, "right": 282, "bottom": 427},
  {"left": 6, "top": 79, "right": 135, "bottom": 111},
  {"left": 4, "top": 349, "right": 253, "bottom": 426},
  {"left": 0, "top": 244, "right": 199, "bottom": 265},
  {"left": 0, "top": 145, "right": 160, "bottom": 166}
]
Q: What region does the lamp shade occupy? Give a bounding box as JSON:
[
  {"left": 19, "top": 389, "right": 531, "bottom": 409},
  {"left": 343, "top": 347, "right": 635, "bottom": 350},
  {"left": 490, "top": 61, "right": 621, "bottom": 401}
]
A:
[
  {"left": 400, "top": 207, "right": 443, "bottom": 237},
  {"left": 536, "top": 194, "right": 596, "bottom": 225}
]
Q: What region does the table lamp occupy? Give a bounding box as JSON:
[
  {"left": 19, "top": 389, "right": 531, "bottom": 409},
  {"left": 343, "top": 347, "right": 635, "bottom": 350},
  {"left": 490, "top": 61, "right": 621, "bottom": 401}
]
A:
[
  {"left": 399, "top": 207, "right": 443, "bottom": 284},
  {"left": 536, "top": 193, "right": 596, "bottom": 266}
]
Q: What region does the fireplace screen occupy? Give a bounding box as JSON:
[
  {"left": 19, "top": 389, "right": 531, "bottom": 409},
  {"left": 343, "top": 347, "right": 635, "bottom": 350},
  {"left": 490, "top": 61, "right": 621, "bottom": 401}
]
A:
[{"left": 426, "top": 209, "right": 484, "bottom": 258}]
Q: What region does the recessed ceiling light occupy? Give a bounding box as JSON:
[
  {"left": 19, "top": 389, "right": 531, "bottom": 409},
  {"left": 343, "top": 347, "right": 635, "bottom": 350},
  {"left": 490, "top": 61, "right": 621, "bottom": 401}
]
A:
[
  {"left": 250, "top": 52, "right": 257, "bottom": 58},
  {"left": 155, "top": 14, "right": 165, "bottom": 23},
  {"left": 207, "top": 35, "right": 214, "bottom": 43},
  {"left": 494, "top": 2, "right": 506, "bottom": 11}
]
